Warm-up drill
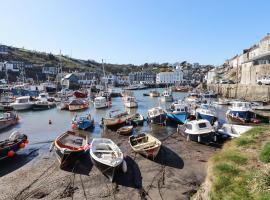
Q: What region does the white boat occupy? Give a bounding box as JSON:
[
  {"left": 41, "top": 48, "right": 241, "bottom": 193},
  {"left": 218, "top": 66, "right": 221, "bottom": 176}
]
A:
[
  {"left": 147, "top": 107, "right": 167, "bottom": 125},
  {"left": 94, "top": 96, "right": 111, "bottom": 109},
  {"left": 185, "top": 93, "right": 201, "bottom": 103},
  {"left": 196, "top": 104, "right": 217, "bottom": 124},
  {"left": 149, "top": 90, "right": 160, "bottom": 97},
  {"left": 161, "top": 89, "right": 173, "bottom": 102},
  {"left": 102, "top": 110, "right": 133, "bottom": 129},
  {"left": 123, "top": 96, "right": 138, "bottom": 108},
  {"left": 90, "top": 138, "right": 126, "bottom": 182},
  {"left": 218, "top": 123, "right": 253, "bottom": 138},
  {"left": 177, "top": 119, "right": 216, "bottom": 143},
  {"left": 10, "top": 96, "right": 34, "bottom": 111},
  {"left": 37, "top": 92, "right": 50, "bottom": 101}
]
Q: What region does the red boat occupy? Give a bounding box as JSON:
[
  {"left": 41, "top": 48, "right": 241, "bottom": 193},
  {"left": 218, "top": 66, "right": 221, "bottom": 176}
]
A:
[{"left": 74, "top": 90, "right": 88, "bottom": 98}]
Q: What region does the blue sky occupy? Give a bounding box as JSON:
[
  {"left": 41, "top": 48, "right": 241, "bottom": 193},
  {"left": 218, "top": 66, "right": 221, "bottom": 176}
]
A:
[{"left": 0, "top": 0, "right": 269, "bottom": 65}]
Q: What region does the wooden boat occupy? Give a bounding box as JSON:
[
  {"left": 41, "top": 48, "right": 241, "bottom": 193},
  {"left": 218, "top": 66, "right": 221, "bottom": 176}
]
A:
[
  {"left": 72, "top": 113, "right": 94, "bottom": 130},
  {"left": 90, "top": 138, "right": 126, "bottom": 182},
  {"left": 73, "top": 90, "right": 88, "bottom": 98},
  {"left": 117, "top": 125, "right": 133, "bottom": 136},
  {"left": 102, "top": 110, "right": 134, "bottom": 129},
  {"left": 69, "top": 99, "right": 89, "bottom": 111},
  {"left": 0, "top": 111, "right": 19, "bottom": 130},
  {"left": 0, "top": 131, "right": 28, "bottom": 161},
  {"left": 129, "top": 133, "right": 161, "bottom": 158},
  {"left": 131, "top": 113, "right": 144, "bottom": 126},
  {"left": 53, "top": 131, "right": 89, "bottom": 168}
]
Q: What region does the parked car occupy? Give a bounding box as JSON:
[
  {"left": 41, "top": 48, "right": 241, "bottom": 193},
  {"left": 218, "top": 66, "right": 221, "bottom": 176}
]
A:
[{"left": 257, "top": 77, "right": 270, "bottom": 85}]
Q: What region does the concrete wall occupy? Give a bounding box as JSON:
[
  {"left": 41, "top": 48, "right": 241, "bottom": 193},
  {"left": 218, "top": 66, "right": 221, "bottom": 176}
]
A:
[
  {"left": 240, "top": 63, "right": 270, "bottom": 85},
  {"left": 207, "top": 84, "right": 270, "bottom": 102}
]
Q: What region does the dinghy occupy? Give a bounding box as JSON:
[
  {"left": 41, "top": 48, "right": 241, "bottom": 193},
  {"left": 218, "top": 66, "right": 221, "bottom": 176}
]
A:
[
  {"left": 53, "top": 131, "right": 89, "bottom": 168},
  {"left": 117, "top": 125, "right": 133, "bottom": 136},
  {"left": 0, "top": 111, "right": 19, "bottom": 131},
  {"left": 129, "top": 133, "right": 161, "bottom": 158},
  {"left": 131, "top": 113, "right": 144, "bottom": 126},
  {"left": 72, "top": 113, "right": 94, "bottom": 130},
  {"left": 90, "top": 138, "right": 127, "bottom": 182}
]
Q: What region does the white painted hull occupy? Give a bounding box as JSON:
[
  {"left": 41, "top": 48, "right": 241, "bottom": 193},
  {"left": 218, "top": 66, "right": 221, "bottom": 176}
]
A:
[
  {"left": 161, "top": 96, "right": 173, "bottom": 102},
  {"left": 124, "top": 101, "right": 138, "bottom": 108},
  {"left": 94, "top": 101, "right": 111, "bottom": 109},
  {"left": 11, "top": 103, "right": 33, "bottom": 111}
]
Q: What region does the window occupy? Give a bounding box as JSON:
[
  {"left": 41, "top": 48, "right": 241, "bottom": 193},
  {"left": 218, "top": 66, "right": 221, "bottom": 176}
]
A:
[{"left": 198, "top": 123, "right": 207, "bottom": 128}]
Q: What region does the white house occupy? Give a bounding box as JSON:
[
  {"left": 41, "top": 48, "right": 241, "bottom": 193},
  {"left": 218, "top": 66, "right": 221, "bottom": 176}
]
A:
[{"left": 156, "top": 69, "right": 183, "bottom": 84}]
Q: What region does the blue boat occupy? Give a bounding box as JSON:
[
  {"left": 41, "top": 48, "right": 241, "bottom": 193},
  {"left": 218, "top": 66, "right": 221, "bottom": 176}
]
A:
[
  {"left": 72, "top": 113, "right": 94, "bottom": 130},
  {"left": 166, "top": 102, "right": 190, "bottom": 124},
  {"left": 196, "top": 104, "right": 217, "bottom": 124}
]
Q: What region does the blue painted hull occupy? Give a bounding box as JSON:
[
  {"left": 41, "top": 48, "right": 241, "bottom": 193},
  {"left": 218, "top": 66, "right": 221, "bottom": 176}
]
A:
[
  {"left": 77, "top": 120, "right": 94, "bottom": 130},
  {"left": 167, "top": 112, "right": 188, "bottom": 124},
  {"left": 197, "top": 112, "right": 216, "bottom": 123}
]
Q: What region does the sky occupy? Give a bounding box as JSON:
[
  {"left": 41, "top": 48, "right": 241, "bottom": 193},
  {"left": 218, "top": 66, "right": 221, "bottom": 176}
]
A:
[{"left": 0, "top": 0, "right": 270, "bottom": 65}]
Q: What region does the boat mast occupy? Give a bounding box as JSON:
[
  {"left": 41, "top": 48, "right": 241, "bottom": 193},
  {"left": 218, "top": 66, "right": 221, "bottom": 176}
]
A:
[{"left": 102, "top": 59, "right": 107, "bottom": 91}]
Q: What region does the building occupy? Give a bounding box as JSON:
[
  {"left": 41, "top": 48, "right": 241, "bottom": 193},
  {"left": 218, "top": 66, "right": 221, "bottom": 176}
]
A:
[
  {"left": 61, "top": 73, "right": 80, "bottom": 89},
  {"left": 128, "top": 71, "right": 156, "bottom": 84},
  {"left": 156, "top": 69, "right": 183, "bottom": 84},
  {"left": 0, "top": 45, "right": 8, "bottom": 55},
  {"left": 102, "top": 74, "right": 117, "bottom": 85},
  {"left": 205, "top": 68, "right": 217, "bottom": 84},
  {"left": 42, "top": 66, "right": 59, "bottom": 75}
]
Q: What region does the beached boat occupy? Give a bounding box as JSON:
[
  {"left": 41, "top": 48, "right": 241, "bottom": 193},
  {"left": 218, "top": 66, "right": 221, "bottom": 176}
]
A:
[
  {"left": 72, "top": 113, "right": 94, "bottom": 130},
  {"left": 0, "top": 112, "right": 19, "bottom": 130},
  {"left": 166, "top": 101, "right": 190, "bottom": 124},
  {"left": 161, "top": 89, "right": 173, "bottom": 102},
  {"left": 196, "top": 104, "right": 217, "bottom": 124},
  {"left": 149, "top": 90, "right": 160, "bottom": 97},
  {"left": 0, "top": 131, "right": 28, "bottom": 161},
  {"left": 117, "top": 125, "right": 133, "bottom": 136},
  {"left": 130, "top": 113, "right": 144, "bottom": 126},
  {"left": 68, "top": 99, "right": 89, "bottom": 111},
  {"left": 177, "top": 119, "right": 216, "bottom": 143},
  {"left": 53, "top": 131, "right": 89, "bottom": 168},
  {"left": 90, "top": 138, "right": 126, "bottom": 182},
  {"left": 73, "top": 90, "right": 88, "bottom": 98},
  {"left": 218, "top": 124, "right": 253, "bottom": 138},
  {"left": 129, "top": 133, "right": 161, "bottom": 158},
  {"left": 94, "top": 96, "right": 111, "bottom": 109},
  {"left": 102, "top": 110, "right": 134, "bottom": 129},
  {"left": 123, "top": 96, "right": 138, "bottom": 108},
  {"left": 147, "top": 107, "right": 167, "bottom": 125},
  {"left": 10, "top": 96, "right": 35, "bottom": 111}
]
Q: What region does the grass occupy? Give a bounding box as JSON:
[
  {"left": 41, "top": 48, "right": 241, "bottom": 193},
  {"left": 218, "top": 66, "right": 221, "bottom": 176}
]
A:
[
  {"left": 205, "top": 126, "right": 270, "bottom": 200},
  {"left": 259, "top": 142, "right": 270, "bottom": 163}
]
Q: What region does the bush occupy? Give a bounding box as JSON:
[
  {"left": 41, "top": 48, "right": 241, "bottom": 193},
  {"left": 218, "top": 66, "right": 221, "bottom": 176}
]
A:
[{"left": 260, "top": 142, "right": 270, "bottom": 163}]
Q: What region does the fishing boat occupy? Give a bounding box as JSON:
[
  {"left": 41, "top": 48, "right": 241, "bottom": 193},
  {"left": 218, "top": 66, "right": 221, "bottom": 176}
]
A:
[
  {"left": 226, "top": 101, "right": 269, "bottom": 125},
  {"left": 149, "top": 90, "right": 160, "bottom": 97},
  {"left": 161, "top": 89, "right": 173, "bottom": 102},
  {"left": 94, "top": 96, "right": 111, "bottom": 109},
  {"left": 10, "top": 96, "right": 35, "bottom": 111},
  {"left": 72, "top": 113, "right": 94, "bottom": 130},
  {"left": 68, "top": 99, "right": 89, "bottom": 111},
  {"left": 117, "top": 125, "right": 133, "bottom": 136},
  {"left": 147, "top": 107, "right": 167, "bottom": 125},
  {"left": 177, "top": 119, "right": 216, "bottom": 143},
  {"left": 218, "top": 124, "right": 253, "bottom": 138},
  {"left": 130, "top": 113, "right": 144, "bottom": 126},
  {"left": 0, "top": 131, "right": 28, "bottom": 161},
  {"left": 102, "top": 110, "right": 133, "bottom": 129},
  {"left": 166, "top": 101, "right": 190, "bottom": 124},
  {"left": 0, "top": 112, "right": 19, "bottom": 130},
  {"left": 90, "top": 138, "right": 127, "bottom": 182},
  {"left": 129, "top": 133, "right": 161, "bottom": 158},
  {"left": 53, "top": 131, "right": 89, "bottom": 168},
  {"left": 196, "top": 104, "right": 217, "bottom": 124},
  {"left": 73, "top": 90, "right": 88, "bottom": 98},
  {"left": 185, "top": 93, "right": 201, "bottom": 103},
  {"left": 123, "top": 96, "right": 138, "bottom": 108}
]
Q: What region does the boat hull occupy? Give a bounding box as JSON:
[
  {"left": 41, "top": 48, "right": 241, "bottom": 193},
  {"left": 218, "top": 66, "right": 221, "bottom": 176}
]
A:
[
  {"left": 69, "top": 104, "right": 88, "bottom": 111},
  {"left": 148, "top": 114, "right": 166, "bottom": 125},
  {"left": 166, "top": 112, "right": 188, "bottom": 124},
  {"left": 196, "top": 112, "right": 216, "bottom": 124},
  {"left": 11, "top": 103, "right": 33, "bottom": 111},
  {"left": 178, "top": 128, "right": 216, "bottom": 143},
  {"left": 74, "top": 91, "right": 88, "bottom": 98}
]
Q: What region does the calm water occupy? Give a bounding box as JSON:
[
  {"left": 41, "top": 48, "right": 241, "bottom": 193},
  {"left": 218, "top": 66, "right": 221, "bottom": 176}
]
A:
[{"left": 0, "top": 88, "right": 227, "bottom": 146}]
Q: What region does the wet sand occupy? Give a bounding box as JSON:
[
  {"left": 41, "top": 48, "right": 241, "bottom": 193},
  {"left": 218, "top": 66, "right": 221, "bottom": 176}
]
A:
[{"left": 0, "top": 131, "right": 219, "bottom": 200}]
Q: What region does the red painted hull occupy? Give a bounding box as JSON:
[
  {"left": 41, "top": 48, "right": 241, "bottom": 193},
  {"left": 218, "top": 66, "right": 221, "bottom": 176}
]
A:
[{"left": 74, "top": 91, "right": 88, "bottom": 98}]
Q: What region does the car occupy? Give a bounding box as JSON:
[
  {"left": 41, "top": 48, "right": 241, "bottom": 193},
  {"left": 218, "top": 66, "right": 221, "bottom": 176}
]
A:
[{"left": 257, "top": 77, "right": 270, "bottom": 85}]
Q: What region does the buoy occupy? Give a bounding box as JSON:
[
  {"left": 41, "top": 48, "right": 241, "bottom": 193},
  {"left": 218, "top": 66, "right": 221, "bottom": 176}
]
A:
[
  {"left": 71, "top": 123, "right": 77, "bottom": 129},
  {"left": 7, "top": 150, "right": 15, "bottom": 157},
  {"left": 19, "top": 143, "right": 25, "bottom": 149},
  {"left": 49, "top": 120, "right": 52, "bottom": 125}
]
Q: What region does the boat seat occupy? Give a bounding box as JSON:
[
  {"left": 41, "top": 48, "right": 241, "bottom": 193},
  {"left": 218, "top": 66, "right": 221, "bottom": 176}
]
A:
[{"left": 134, "top": 140, "right": 156, "bottom": 149}]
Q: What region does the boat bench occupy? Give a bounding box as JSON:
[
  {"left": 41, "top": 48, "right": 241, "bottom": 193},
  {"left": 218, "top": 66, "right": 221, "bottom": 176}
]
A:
[{"left": 134, "top": 141, "right": 156, "bottom": 149}]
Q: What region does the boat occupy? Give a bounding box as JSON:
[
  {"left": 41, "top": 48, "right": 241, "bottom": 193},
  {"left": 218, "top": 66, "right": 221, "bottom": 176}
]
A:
[
  {"left": 72, "top": 113, "right": 94, "bottom": 130},
  {"left": 196, "top": 104, "right": 217, "bottom": 124},
  {"left": 68, "top": 99, "right": 89, "bottom": 111},
  {"left": 73, "top": 90, "right": 88, "bottom": 98},
  {"left": 53, "top": 131, "right": 89, "bottom": 168},
  {"left": 166, "top": 101, "right": 190, "bottom": 124},
  {"left": 130, "top": 113, "right": 144, "bottom": 126},
  {"left": 124, "top": 84, "right": 147, "bottom": 90},
  {"left": 58, "top": 100, "right": 70, "bottom": 110},
  {"left": 185, "top": 93, "right": 201, "bottom": 103},
  {"left": 177, "top": 119, "right": 216, "bottom": 143},
  {"left": 102, "top": 110, "right": 134, "bottom": 129},
  {"left": 213, "top": 98, "right": 230, "bottom": 106},
  {"left": 161, "top": 89, "right": 173, "bottom": 102},
  {"left": 123, "top": 96, "right": 138, "bottom": 108},
  {"left": 143, "top": 93, "right": 150, "bottom": 96},
  {"left": 0, "top": 112, "right": 19, "bottom": 130},
  {"left": 218, "top": 124, "right": 253, "bottom": 138},
  {"left": 147, "top": 107, "right": 167, "bottom": 125},
  {"left": 0, "top": 131, "right": 28, "bottom": 161},
  {"left": 129, "top": 133, "right": 161, "bottom": 158},
  {"left": 94, "top": 96, "right": 111, "bottom": 109},
  {"left": 201, "top": 91, "right": 218, "bottom": 99},
  {"left": 172, "top": 86, "right": 190, "bottom": 92},
  {"left": 117, "top": 125, "right": 133, "bottom": 136},
  {"left": 226, "top": 101, "right": 269, "bottom": 125},
  {"left": 149, "top": 90, "right": 160, "bottom": 97},
  {"left": 33, "top": 100, "right": 56, "bottom": 111},
  {"left": 10, "top": 96, "right": 35, "bottom": 111},
  {"left": 90, "top": 138, "right": 126, "bottom": 182},
  {"left": 42, "top": 82, "right": 57, "bottom": 93}
]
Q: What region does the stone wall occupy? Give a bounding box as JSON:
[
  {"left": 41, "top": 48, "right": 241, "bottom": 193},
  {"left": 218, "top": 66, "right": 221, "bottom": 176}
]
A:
[
  {"left": 240, "top": 63, "right": 270, "bottom": 84},
  {"left": 207, "top": 84, "right": 270, "bottom": 102}
]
